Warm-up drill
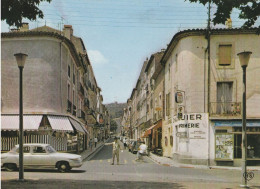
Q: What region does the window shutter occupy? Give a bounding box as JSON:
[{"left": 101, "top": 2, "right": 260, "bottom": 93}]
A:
[{"left": 219, "top": 45, "right": 232, "bottom": 66}]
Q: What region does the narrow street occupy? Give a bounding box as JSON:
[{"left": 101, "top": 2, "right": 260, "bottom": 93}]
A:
[{"left": 2, "top": 140, "right": 260, "bottom": 188}]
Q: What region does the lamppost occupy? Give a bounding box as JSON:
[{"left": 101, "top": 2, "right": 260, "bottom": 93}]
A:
[
  {"left": 14, "top": 53, "right": 28, "bottom": 181},
  {"left": 237, "top": 51, "right": 252, "bottom": 188}
]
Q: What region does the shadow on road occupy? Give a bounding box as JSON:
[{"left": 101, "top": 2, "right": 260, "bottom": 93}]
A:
[
  {"left": 1, "top": 179, "right": 186, "bottom": 189},
  {"left": 1, "top": 169, "right": 86, "bottom": 173}
]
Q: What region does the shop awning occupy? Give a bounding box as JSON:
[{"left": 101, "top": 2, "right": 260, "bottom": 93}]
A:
[
  {"left": 47, "top": 116, "right": 74, "bottom": 132},
  {"left": 147, "top": 120, "right": 163, "bottom": 131},
  {"left": 213, "top": 120, "right": 260, "bottom": 127},
  {"left": 141, "top": 129, "right": 151, "bottom": 138},
  {"left": 69, "top": 118, "right": 89, "bottom": 134},
  {"left": 1, "top": 115, "right": 43, "bottom": 131}
]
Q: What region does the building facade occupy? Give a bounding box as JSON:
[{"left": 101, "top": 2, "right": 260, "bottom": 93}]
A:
[{"left": 1, "top": 24, "right": 110, "bottom": 153}]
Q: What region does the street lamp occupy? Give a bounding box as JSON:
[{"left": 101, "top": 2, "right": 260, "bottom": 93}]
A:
[
  {"left": 14, "top": 53, "right": 28, "bottom": 181},
  {"left": 237, "top": 51, "right": 252, "bottom": 188}
]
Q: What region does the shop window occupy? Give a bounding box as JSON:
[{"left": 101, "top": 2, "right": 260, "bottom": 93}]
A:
[
  {"left": 234, "top": 134, "right": 260, "bottom": 159},
  {"left": 165, "top": 136, "right": 168, "bottom": 146}
]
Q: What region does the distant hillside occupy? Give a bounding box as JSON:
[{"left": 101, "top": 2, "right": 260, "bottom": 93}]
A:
[{"left": 105, "top": 102, "right": 127, "bottom": 119}]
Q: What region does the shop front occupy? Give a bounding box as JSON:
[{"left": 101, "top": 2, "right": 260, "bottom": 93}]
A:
[{"left": 213, "top": 119, "right": 260, "bottom": 166}]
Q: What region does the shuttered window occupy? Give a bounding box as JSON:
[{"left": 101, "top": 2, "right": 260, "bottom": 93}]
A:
[
  {"left": 166, "top": 92, "right": 171, "bottom": 116},
  {"left": 219, "top": 44, "right": 232, "bottom": 66}
]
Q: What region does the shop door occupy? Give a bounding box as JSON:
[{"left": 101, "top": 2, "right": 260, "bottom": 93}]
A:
[{"left": 158, "top": 128, "right": 162, "bottom": 148}]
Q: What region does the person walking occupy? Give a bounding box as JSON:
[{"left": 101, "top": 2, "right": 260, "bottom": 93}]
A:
[
  {"left": 105, "top": 137, "right": 121, "bottom": 165},
  {"left": 89, "top": 138, "right": 93, "bottom": 151},
  {"left": 94, "top": 137, "right": 98, "bottom": 148},
  {"left": 136, "top": 141, "right": 147, "bottom": 161},
  {"left": 123, "top": 137, "right": 127, "bottom": 149}
]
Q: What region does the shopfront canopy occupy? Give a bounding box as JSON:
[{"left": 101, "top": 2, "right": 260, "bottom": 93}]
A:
[
  {"left": 141, "top": 129, "right": 151, "bottom": 138},
  {"left": 1, "top": 115, "right": 43, "bottom": 131},
  {"left": 213, "top": 120, "right": 260, "bottom": 127},
  {"left": 47, "top": 115, "right": 74, "bottom": 132},
  {"left": 69, "top": 118, "right": 89, "bottom": 135}
]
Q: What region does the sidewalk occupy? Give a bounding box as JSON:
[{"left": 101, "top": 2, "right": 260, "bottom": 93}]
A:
[
  {"left": 80, "top": 139, "right": 109, "bottom": 161},
  {"left": 148, "top": 152, "right": 260, "bottom": 171}
]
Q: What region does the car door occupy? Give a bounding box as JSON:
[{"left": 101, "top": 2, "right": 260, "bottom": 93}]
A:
[{"left": 30, "top": 146, "right": 52, "bottom": 168}]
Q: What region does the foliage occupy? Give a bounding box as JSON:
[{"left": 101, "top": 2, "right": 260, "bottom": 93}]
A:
[
  {"left": 110, "top": 119, "right": 118, "bottom": 132},
  {"left": 1, "top": 0, "right": 51, "bottom": 28},
  {"left": 186, "top": 0, "right": 260, "bottom": 28}
]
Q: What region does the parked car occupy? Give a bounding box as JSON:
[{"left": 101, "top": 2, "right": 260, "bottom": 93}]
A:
[
  {"left": 128, "top": 141, "right": 142, "bottom": 154},
  {"left": 1, "top": 143, "right": 83, "bottom": 172}
]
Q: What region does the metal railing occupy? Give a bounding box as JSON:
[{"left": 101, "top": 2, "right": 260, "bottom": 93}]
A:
[
  {"left": 67, "top": 100, "right": 72, "bottom": 113},
  {"left": 73, "top": 105, "right": 76, "bottom": 116},
  {"left": 210, "top": 102, "right": 241, "bottom": 116}
]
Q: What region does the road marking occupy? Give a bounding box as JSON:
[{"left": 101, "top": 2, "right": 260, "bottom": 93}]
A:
[
  {"left": 124, "top": 160, "right": 127, "bottom": 164},
  {"left": 108, "top": 159, "right": 111, "bottom": 163},
  {"left": 100, "top": 160, "right": 103, "bottom": 163}
]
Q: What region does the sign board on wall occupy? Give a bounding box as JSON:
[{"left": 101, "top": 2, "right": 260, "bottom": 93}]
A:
[
  {"left": 215, "top": 133, "right": 234, "bottom": 160},
  {"left": 174, "top": 113, "right": 208, "bottom": 139}
]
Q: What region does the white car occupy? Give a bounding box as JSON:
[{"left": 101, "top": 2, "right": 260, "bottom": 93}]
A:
[{"left": 1, "top": 143, "right": 83, "bottom": 172}]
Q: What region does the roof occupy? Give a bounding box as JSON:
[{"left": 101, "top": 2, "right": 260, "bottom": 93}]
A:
[
  {"left": 161, "top": 27, "right": 259, "bottom": 65},
  {"left": 1, "top": 30, "right": 82, "bottom": 68},
  {"left": 145, "top": 51, "right": 164, "bottom": 73}
]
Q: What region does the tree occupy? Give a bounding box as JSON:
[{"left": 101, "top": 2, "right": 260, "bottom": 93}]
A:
[
  {"left": 110, "top": 119, "right": 118, "bottom": 132},
  {"left": 186, "top": 0, "right": 260, "bottom": 29},
  {"left": 1, "top": 0, "right": 51, "bottom": 28}
]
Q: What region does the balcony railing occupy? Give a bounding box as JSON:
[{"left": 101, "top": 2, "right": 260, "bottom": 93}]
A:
[
  {"left": 77, "top": 109, "right": 85, "bottom": 120},
  {"left": 67, "top": 100, "right": 72, "bottom": 113},
  {"left": 78, "top": 82, "right": 84, "bottom": 96},
  {"left": 73, "top": 105, "right": 76, "bottom": 116},
  {"left": 210, "top": 102, "right": 241, "bottom": 116}
]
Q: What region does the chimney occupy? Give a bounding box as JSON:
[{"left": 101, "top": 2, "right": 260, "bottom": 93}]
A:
[
  {"left": 225, "top": 18, "right": 232, "bottom": 29},
  {"left": 20, "top": 23, "right": 29, "bottom": 31},
  {"left": 63, "top": 25, "right": 73, "bottom": 40}
]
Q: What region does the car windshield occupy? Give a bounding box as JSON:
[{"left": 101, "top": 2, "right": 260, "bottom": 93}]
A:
[{"left": 46, "top": 145, "right": 56, "bottom": 153}]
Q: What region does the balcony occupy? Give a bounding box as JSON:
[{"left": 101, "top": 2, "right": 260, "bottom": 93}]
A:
[
  {"left": 73, "top": 105, "right": 76, "bottom": 116},
  {"left": 78, "top": 82, "right": 84, "bottom": 96},
  {"left": 67, "top": 100, "right": 72, "bottom": 113},
  {"left": 210, "top": 102, "right": 241, "bottom": 116},
  {"left": 78, "top": 109, "right": 85, "bottom": 120},
  {"left": 84, "top": 98, "right": 90, "bottom": 108}
]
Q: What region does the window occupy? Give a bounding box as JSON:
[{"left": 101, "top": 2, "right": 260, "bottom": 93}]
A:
[
  {"left": 33, "top": 146, "right": 46, "bottom": 154},
  {"left": 219, "top": 44, "right": 232, "bottom": 66},
  {"left": 217, "top": 82, "right": 233, "bottom": 114},
  {"left": 68, "top": 64, "right": 71, "bottom": 77},
  {"left": 73, "top": 90, "right": 75, "bottom": 104},
  {"left": 16, "top": 146, "right": 30, "bottom": 153},
  {"left": 166, "top": 92, "right": 171, "bottom": 116},
  {"left": 165, "top": 137, "right": 168, "bottom": 146},
  {"left": 68, "top": 84, "right": 70, "bottom": 100},
  {"left": 150, "top": 99, "right": 153, "bottom": 109},
  {"left": 170, "top": 136, "right": 173, "bottom": 146}
]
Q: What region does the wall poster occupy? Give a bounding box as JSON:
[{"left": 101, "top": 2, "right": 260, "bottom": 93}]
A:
[{"left": 215, "top": 133, "right": 234, "bottom": 160}]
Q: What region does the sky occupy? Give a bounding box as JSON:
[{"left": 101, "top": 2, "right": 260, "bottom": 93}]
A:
[{"left": 1, "top": 0, "right": 254, "bottom": 104}]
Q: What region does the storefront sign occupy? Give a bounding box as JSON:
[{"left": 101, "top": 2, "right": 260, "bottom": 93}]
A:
[
  {"left": 215, "top": 133, "right": 234, "bottom": 160},
  {"left": 174, "top": 113, "right": 208, "bottom": 139}
]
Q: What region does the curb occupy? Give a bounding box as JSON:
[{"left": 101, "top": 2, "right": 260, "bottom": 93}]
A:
[
  {"left": 83, "top": 144, "right": 105, "bottom": 161},
  {"left": 148, "top": 154, "right": 260, "bottom": 171}
]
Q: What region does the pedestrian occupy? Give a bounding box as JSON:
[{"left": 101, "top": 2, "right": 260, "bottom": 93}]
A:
[
  {"left": 105, "top": 137, "right": 121, "bottom": 165},
  {"left": 123, "top": 137, "right": 127, "bottom": 149},
  {"left": 89, "top": 138, "right": 93, "bottom": 151},
  {"left": 136, "top": 141, "right": 147, "bottom": 161},
  {"left": 94, "top": 137, "right": 98, "bottom": 148}
]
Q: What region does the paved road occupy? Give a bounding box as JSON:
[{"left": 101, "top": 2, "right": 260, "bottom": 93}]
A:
[{"left": 2, "top": 141, "right": 260, "bottom": 188}]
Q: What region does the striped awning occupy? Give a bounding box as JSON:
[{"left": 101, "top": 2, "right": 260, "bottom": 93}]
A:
[
  {"left": 1, "top": 115, "right": 43, "bottom": 131},
  {"left": 47, "top": 115, "right": 74, "bottom": 132},
  {"left": 69, "top": 118, "right": 89, "bottom": 134}
]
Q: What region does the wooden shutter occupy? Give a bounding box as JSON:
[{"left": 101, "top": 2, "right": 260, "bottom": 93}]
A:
[{"left": 219, "top": 45, "right": 232, "bottom": 66}]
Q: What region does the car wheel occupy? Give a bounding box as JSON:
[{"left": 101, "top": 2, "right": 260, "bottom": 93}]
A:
[
  {"left": 57, "top": 162, "right": 70, "bottom": 173},
  {"left": 5, "top": 163, "right": 17, "bottom": 172}
]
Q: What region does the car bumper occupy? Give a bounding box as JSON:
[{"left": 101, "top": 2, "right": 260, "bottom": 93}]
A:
[{"left": 69, "top": 160, "right": 83, "bottom": 168}]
